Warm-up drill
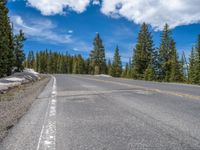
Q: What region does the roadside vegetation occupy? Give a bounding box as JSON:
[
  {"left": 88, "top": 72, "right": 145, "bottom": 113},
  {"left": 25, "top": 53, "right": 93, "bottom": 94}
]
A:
[
  {"left": 0, "top": 1, "right": 200, "bottom": 84},
  {"left": 25, "top": 25, "right": 200, "bottom": 85},
  {"left": 0, "top": 2, "right": 51, "bottom": 140},
  {"left": 0, "top": 1, "right": 26, "bottom": 77}
]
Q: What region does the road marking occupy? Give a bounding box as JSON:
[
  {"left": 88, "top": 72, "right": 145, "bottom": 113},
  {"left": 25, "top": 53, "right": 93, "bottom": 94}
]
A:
[
  {"left": 71, "top": 75, "right": 200, "bottom": 100},
  {"left": 36, "top": 76, "right": 57, "bottom": 150},
  {"left": 57, "top": 89, "right": 153, "bottom": 97}
]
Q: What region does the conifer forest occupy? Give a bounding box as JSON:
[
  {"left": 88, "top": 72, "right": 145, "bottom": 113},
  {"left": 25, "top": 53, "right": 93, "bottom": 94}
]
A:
[{"left": 1, "top": 1, "right": 200, "bottom": 85}]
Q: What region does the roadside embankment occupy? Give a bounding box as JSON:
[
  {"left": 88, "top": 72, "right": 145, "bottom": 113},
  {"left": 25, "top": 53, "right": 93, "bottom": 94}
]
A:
[{"left": 0, "top": 69, "right": 50, "bottom": 141}]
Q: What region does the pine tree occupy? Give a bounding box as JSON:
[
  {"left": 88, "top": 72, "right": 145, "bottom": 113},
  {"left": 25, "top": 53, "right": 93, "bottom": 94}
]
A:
[
  {"left": 35, "top": 52, "right": 40, "bottom": 72},
  {"left": 111, "top": 46, "right": 122, "bottom": 77},
  {"left": 159, "top": 24, "right": 174, "bottom": 82},
  {"left": 132, "top": 23, "right": 154, "bottom": 79},
  {"left": 89, "top": 33, "right": 106, "bottom": 75},
  {"left": 84, "top": 58, "right": 90, "bottom": 74},
  {"left": 169, "top": 40, "right": 183, "bottom": 82},
  {"left": 189, "top": 47, "right": 196, "bottom": 83},
  {"left": 127, "top": 58, "right": 132, "bottom": 78},
  {"left": 27, "top": 51, "right": 35, "bottom": 69},
  {"left": 144, "top": 65, "right": 155, "bottom": 81},
  {"left": 13, "top": 30, "right": 26, "bottom": 72},
  {"left": 193, "top": 34, "right": 200, "bottom": 84},
  {"left": 107, "top": 59, "right": 112, "bottom": 76},
  {"left": 76, "top": 55, "right": 85, "bottom": 74},
  {"left": 72, "top": 56, "right": 78, "bottom": 74},
  {"left": 0, "top": 0, "right": 14, "bottom": 77},
  {"left": 144, "top": 53, "right": 156, "bottom": 81},
  {"left": 122, "top": 63, "right": 129, "bottom": 78}
]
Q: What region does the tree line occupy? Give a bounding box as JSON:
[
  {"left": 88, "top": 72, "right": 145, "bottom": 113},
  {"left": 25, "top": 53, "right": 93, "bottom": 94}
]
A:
[
  {"left": 1, "top": 1, "right": 200, "bottom": 84},
  {"left": 25, "top": 25, "right": 200, "bottom": 84},
  {"left": 24, "top": 33, "right": 123, "bottom": 77},
  {"left": 0, "top": 0, "right": 26, "bottom": 77}
]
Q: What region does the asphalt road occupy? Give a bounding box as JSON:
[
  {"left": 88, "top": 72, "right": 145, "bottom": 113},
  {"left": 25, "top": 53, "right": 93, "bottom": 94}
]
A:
[{"left": 1, "top": 74, "right": 200, "bottom": 150}]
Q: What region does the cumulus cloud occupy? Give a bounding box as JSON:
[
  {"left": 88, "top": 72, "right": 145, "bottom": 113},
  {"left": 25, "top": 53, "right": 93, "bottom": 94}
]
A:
[
  {"left": 24, "top": 0, "right": 200, "bottom": 30},
  {"left": 101, "top": 0, "right": 200, "bottom": 30},
  {"left": 92, "top": 0, "right": 100, "bottom": 5},
  {"left": 11, "top": 15, "right": 72, "bottom": 44},
  {"left": 26, "top": 0, "right": 90, "bottom": 15}
]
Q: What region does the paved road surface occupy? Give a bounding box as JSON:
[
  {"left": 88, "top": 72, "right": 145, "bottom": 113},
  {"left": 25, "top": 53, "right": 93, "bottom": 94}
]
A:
[{"left": 1, "top": 75, "right": 200, "bottom": 150}]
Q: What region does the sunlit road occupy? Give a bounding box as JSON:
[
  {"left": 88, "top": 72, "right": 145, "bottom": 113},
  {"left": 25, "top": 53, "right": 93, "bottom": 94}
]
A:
[{"left": 1, "top": 74, "right": 200, "bottom": 150}]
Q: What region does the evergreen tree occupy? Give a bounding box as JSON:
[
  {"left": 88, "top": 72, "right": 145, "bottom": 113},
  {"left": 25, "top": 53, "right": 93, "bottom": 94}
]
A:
[
  {"left": 111, "top": 46, "right": 122, "bottom": 77},
  {"left": 144, "top": 65, "right": 155, "bottom": 81},
  {"left": 84, "top": 58, "right": 90, "bottom": 74},
  {"left": 187, "top": 35, "right": 200, "bottom": 84},
  {"left": 35, "top": 52, "right": 40, "bottom": 72},
  {"left": 89, "top": 33, "right": 106, "bottom": 74},
  {"left": 192, "top": 34, "right": 200, "bottom": 84},
  {"left": 48, "top": 51, "right": 55, "bottom": 73},
  {"left": 75, "top": 55, "right": 85, "bottom": 74},
  {"left": 189, "top": 47, "right": 196, "bottom": 83},
  {"left": 27, "top": 51, "right": 35, "bottom": 69},
  {"left": 13, "top": 30, "right": 26, "bottom": 72},
  {"left": 159, "top": 24, "right": 174, "bottom": 82},
  {"left": 0, "top": 0, "right": 14, "bottom": 77},
  {"left": 107, "top": 59, "right": 112, "bottom": 76},
  {"left": 169, "top": 40, "right": 183, "bottom": 82},
  {"left": 72, "top": 58, "right": 78, "bottom": 74},
  {"left": 127, "top": 58, "right": 132, "bottom": 78},
  {"left": 122, "top": 63, "right": 129, "bottom": 78},
  {"left": 144, "top": 52, "right": 157, "bottom": 81},
  {"left": 132, "top": 23, "right": 154, "bottom": 79}
]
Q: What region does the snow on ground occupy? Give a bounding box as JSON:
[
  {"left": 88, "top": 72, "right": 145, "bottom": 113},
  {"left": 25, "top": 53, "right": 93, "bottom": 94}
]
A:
[
  {"left": 95, "top": 74, "right": 112, "bottom": 78},
  {"left": 0, "top": 69, "right": 40, "bottom": 93},
  {"left": 25, "top": 68, "right": 39, "bottom": 76},
  {"left": 5, "top": 77, "right": 26, "bottom": 82}
]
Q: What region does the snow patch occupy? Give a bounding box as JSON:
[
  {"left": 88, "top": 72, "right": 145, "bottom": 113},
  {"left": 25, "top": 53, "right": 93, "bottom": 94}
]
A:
[
  {"left": 5, "top": 77, "right": 25, "bottom": 82},
  {"left": 24, "top": 68, "right": 39, "bottom": 76},
  {"left": 95, "top": 74, "right": 112, "bottom": 78},
  {"left": 0, "top": 69, "right": 40, "bottom": 93}
]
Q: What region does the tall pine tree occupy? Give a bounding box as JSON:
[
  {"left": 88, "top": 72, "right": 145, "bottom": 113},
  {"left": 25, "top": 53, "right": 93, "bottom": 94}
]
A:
[
  {"left": 111, "top": 46, "right": 122, "bottom": 77},
  {"left": 132, "top": 23, "right": 154, "bottom": 79},
  {"left": 89, "top": 33, "right": 106, "bottom": 75},
  {"left": 13, "top": 30, "right": 26, "bottom": 72},
  {"left": 194, "top": 34, "right": 200, "bottom": 84},
  {"left": 0, "top": 0, "right": 14, "bottom": 77},
  {"left": 169, "top": 40, "right": 183, "bottom": 82},
  {"left": 27, "top": 51, "right": 35, "bottom": 69},
  {"left": 122, "top": 63, "right": 129, "bottom": 78},
  {"left": 159, "top": 24, "right": 173, "bottom": 81}
]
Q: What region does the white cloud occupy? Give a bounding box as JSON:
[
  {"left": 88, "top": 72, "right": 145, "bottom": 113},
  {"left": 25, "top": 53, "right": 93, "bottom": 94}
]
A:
[
  {"left": 11, "top": 15, "right": 72, "bottom": 44},
  {"left": 26, "top": 0, "right": 90, "bottom": 15},
  {"left": 92, "top": 0, "right": 100, "bottom": 5},
  {"left": 68, "top": 30, "right": 73, "bottom": 34},
  {"left": 73, "top": 48, "right": 79, "bottom": 51},
  {"left": 101, "top": 0, "right": 200, "bottom": 30},
  {"left": 24, "top": 0, "right": 200, "bottom": 30}
]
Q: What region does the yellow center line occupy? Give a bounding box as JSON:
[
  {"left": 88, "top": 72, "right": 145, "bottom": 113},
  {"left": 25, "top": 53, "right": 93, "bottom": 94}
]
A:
[{"left": 71, "top": 75, "right": 200, "bottom": 100}]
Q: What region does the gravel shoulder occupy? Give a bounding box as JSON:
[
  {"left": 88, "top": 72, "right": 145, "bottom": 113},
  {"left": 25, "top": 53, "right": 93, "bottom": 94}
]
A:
[{"left": 0, "top": 74, "right": 50, "bottom": 141}]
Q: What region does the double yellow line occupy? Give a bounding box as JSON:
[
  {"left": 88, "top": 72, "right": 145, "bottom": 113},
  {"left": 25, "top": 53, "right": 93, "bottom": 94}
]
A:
[{"left": 71, "top": 75, "right": 200, "bottom": 101}]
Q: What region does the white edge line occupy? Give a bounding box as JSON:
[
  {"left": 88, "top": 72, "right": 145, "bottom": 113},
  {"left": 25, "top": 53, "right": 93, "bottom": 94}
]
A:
[{"left": 36, "top": 76, "right": 56, "bottom": 150}]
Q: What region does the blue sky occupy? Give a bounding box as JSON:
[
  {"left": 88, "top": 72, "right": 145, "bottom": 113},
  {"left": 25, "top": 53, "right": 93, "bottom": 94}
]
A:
[{"left": 8, "top": 0, "right": 200, "bottom": 63}]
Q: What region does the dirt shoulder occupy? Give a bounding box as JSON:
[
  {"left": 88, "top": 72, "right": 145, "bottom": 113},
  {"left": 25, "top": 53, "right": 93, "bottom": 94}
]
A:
[{"left": 0, "top": 75, "right": 50, "bottom": 141}]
